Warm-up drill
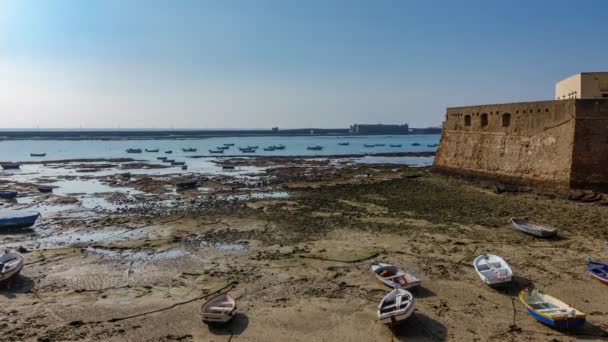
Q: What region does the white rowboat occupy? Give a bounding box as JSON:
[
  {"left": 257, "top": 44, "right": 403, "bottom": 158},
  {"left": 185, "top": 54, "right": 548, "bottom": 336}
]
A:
[
  {"left": 0, "top": 250, "right": 24, "bottom": 283},
  {"left": 378, "top": 288, "right": 415, "bottom": 325},
  {"left": 370, "top": 261, "right": 421, "bottom": 289},
  {"left": 473, "top": 254, "right": 513, "bottom": 286},
  {"left": 201, "top": 293, "right": 236, "bottom": 324}
]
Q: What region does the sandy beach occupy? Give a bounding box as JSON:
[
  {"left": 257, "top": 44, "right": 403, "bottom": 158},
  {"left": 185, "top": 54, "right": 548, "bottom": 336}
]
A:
[{"left": 1, "top": 156, "right": 608, "bottom": 341}]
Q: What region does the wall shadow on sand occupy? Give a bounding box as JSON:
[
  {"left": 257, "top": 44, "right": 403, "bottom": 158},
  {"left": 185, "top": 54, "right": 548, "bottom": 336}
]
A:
[{"left": 391, "top": 312, "right": 447, "bottom": 341}]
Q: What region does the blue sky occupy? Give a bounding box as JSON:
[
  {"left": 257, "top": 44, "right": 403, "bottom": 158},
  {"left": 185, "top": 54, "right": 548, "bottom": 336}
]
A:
[{"left": 0, "top": 0, "right": 606, "bottom": 129}]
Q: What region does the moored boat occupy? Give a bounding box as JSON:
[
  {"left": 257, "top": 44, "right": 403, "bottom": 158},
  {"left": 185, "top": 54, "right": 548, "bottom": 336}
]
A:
[
  {"left": 126, "top": 148, "right": 142, "bottom": 153},
  {"left": 30, "top": 153, "right": 47, "bottom": 157},
  {"left": 511, "top": 218, "right": 557, "bottom": 238},
  {"left": 587, "top": 260, "right": 608, "bottom": 285},
  {"left": 338, "top": 142, "right": 350, "bottom": 146},
  {"left": 377, "top": 288, "right": 415, "bottom": 325},
  {"left": 271, "top": 144, "right": 286, "bottom": 150},
  {"left": 223, "top": 143, "right": 235, "bottom": 147},
  {"left": 473, "top": 254, "right": 513, "bottom": 286},
  {"left": 145, "top": 149, "right": 159, "bottom": 153},
  {"left": 375, "top": 144, "right": 386, "bottom": 147},
  {"left": 307, "top": 146, "right": 323, "bottom": 151},
  {"left": 240, "top": 149, "right": 256, "bottom": 153},
  {"left": 519, "top": 288, "right": 586, "bottom": 328},
  {"left": 201, "top": 293, "right": 237, "bottom": 324},
  {"left": 389, "top": 144, "right": 402, "bottom": 148},
  {"left": 171, "top": 161, "right": 186, "bottom": 166},
  {"left": 163, "top": 159, "right": 175, "bottom": 163},
  {"left": 363, "top": 144, "right": 375, "bottom": 148},
  {"left": 165, "top": 150, "right": 173, "bottom": 154},
  {"left": 263, "top": 147, "right": 275, "bottom": 151},
  {"left": 0, "top": 191, "right": 18, "bottom": 200},
  {"left": 0, "top": 163, "right": 21, "bottom": 170},
  {"left": 157, "top": 157, "right": 168, "bottom": 160},
  {"left": 0, "top": 250, "right": 24, "bottom": 283},
  {"left": 427, "top": 143, "right": 439, "bottom": 147},
  {"left": 209, "top": 149, "right": 224, "bottom": 154},
  {"left": 0, "top": 209, "right": 40, "bottom": 229},
  {"left": 182, "top": 148, "right": 197, "bottom": 152},
  {"left": 370, "top": 261, "right": 421, "bottom": 289},
  {"left": 411, "top": 142, "right": 421, "bottom": 146}
]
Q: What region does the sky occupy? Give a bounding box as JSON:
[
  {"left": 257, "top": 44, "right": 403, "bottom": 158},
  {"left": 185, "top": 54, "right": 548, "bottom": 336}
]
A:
[{"left": 0, "top": 0, "right": 606, "bottom": 129}]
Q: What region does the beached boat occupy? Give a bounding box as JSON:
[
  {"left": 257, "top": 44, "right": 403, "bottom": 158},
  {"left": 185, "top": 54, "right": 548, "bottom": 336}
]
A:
[
  {"left": 427, "top": 143, "right": 439, "bottom": 147},
  {"left": 473, "top": 254, "right": 513, "bottom": 286},
  {"left": 511, "top": 218, "right": 557, "bottom": 238},
  {"left": 171, "top": 161, "right": 186, "bottom": 166},
  {"left": 165, "top": 150, "right": 173, "bottom": 154},
  {"left": 389, "top": 144, "right": 402, "bottom": 148},
  {"left": 0, "top": 209, "right": 40, "bottom": 229},
  {"left": 587, "top": 260, "right": 608, "bottom": 285},
  {"left": 411, "top": 143, "right": 421, "bottom": 146},
  {"left": 209, "top": 149, "right": 224, "bottom": 154},
  {"left": 145, "top": 149, "right": 159, "bottom": 153},
  {"left": 519, "top": 288, "right": 586, "bottom": 328},
  {"left": 370, "top": 261, "right": 421, "bottom": 289},
  {"left": 182, "top": 148, "right": 197, "bottom": 152},
  {"left": 157, "top": 157, "right": 167, "bottom": 160},
  {"left": 38, "top": 186, "right": 53, "bottom": 193},
  {"left": 176, "top": 179, "right": 198, "bottom": 189},
  {"left": 0, "top": 191, "right": 18, "bottom": 200},
  {"left": 30, "top": 153, "right": 46, "bottom": 157},
  {"left": 363, "top": 144, "right": 376, "bottom": 148},
  {"left": 0, "top": 163, "right": 21, "bottom": 170},
  {"left": 0, "top": 250, "right": 24, "bottom": 283},
  {"left": 201, "top": 293, "right": 237, "bottom": 324},
  {"left": 377, "top": 288, "right": 415, "bottom": 325},
  {"left": 126, "top": 148, "right": 142, "bottom": 153},
  {"left": 338, "top": 142, "right": 350, "bottom": 146},
  {"left": 307, "top": 146, "right": 323, "bottom": 151}
]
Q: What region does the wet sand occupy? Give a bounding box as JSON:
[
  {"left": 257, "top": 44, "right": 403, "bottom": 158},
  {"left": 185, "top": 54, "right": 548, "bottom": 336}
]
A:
[{"left": 1, "top": 157, "right": 608, "bottom": 341}]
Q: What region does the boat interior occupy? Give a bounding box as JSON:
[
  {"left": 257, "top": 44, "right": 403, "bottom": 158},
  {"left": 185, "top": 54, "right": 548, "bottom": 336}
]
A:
[
  {"left": 376, "top": 266, "right": 417, "bottom": 286},
  {"left": 380, "top": 293, "right": 410, "bottom": 314}
]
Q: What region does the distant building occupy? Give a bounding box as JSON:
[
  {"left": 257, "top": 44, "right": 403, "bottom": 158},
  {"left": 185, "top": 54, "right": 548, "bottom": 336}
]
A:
[
  {"left": 556, "top": 72, "right": 608, "bottom": 100},
  {"left": 434, "top": 73, "right": 608, "bottom": 192},
  {"left": 350, "top": 123, "right": 409, "bottom": 135}
]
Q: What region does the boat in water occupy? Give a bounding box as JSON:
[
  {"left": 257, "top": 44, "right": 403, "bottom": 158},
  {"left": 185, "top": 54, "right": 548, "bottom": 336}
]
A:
[
  {"left": 240, "top": 149, "right": 256, "bottom": 153},
  {"left": 473, "top": 254, "right": 513, "bottom": 286},
  {"left": 370, "top": 261, "right": 421, "bottom": 289},
  {"left": 0, "top": 191, "right": 18, "bottom": 200},
  {"left": 182, "top": 148, "right": 197, "bottom": 152},
  {"left": 375, "top": 144, "right": 386, "bottom": 147},
  {"left": 0, "top": 250, "right": 24, "bottom": 283},
  {"left": 0, "top": 209, "right": 40, "bottom": 229},
  {"left": 511, "top": 218, "right": 557, "bottom": 238},
  {"left": 263, "top": 147, "right": 275, "bottom": 151},
  {"left": 307, "top": 146, "right": 323, "bottom": 151},
  {"left": 209, "top": 149, "right": 224, "bottom": 154},
  {"left": 338, "top": 142, "right": 350, "bottom": 146},
  {"left": 163, "top": 159, "right": 175, "bottom": 163},
  {"left": 157, "top": 157, "right": 167, "bottom": 160},
  {"left": 222, "top": 165, "right": 236, "bottom": 170},
  {"left": 427, "top": 143, "right": 439, "bottom": 147},
  {"left": 171, "top": 161, "right": 186, "bottom": 166},
  {"left": 165, "top": 150, "right": 173, "bottom": 154},
  {"left": 519, "top": 288, "right": 586, "bottom": 328},
  {"left": 363, "top": 144, "right": 375, "bottom": 148},
  {"left": 145, "top": 149, "right": 159, "bottom": 153},
  {"left": 30, "top": 153, "right": 47, "bottom": 157},
  {"left": 389, "top": 144, "right": 402, "bottom": 148},
  {"left": 201, "top": 293, "right": 237, "bottom": 324},
  {"left": 0, "top": 163, "right": 21, "bottom": 170},
  {"left": 377, "top": 288, "right": 415, "bottom": 325},
  {"left": 587, "top": 260, "right": 608, "bottom": 285},
  {"left": 126, "top": 148, "right": 142, "bottom": 154},
  {"left": 411, "top": 143, "right": 421, "bottom": 146},
  {"left": 271, "top": 144, "right": 286, "bottom": 150},
  {"left": 223, "top": 143, "right": 235, "bottom": 147}
]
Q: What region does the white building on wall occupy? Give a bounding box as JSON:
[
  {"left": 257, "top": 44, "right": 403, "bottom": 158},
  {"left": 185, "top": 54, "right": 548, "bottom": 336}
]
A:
[{"left": 555, "top": 72, "right": 608, "bottom": 100}]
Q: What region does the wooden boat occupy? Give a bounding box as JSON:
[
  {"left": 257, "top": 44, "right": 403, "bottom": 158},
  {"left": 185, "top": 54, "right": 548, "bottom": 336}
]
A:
[
  {"left": 307, "top": 146, "right": 323, "bottom": 151},
  {"left": 587, "top": 260, "right": 608, "bottom": 285},
  {"left": 176, "top": 179, "right": 198, "bottom": 189},
  {"left": 165, "top": 150, "right": 173, "bottom": 154},
  {"left": 30, "top": 153, "right": 46, "bottom": 157},
  {"left": 389, "top": 144, "right": 402, "bottom": 148},
  {"left": 377, "top": 288, "right": 415, "bottom": 325},
  {"left": 38, "top": 186, "right": 53, "bottom": 193},
  {"left": 126, "top": 148, "right": 142, "bottom": 153},
  {"left": 370, "top": 261, "right": 421, "bottom": 289},
  {"left": 411, "top": 143, "right": 421, "bottom": 146},
  {"left": 511, "top": 218, "right": 557, "bottom": 238},
  {"left": 519, "top": 288, "right": 586, "bottom": 328},
  {"left": 0, "top": 209, "right": 40, "bottom": 229},
  {"left": 209, "top": 149, "right": 224, "bottom": 154},
  {"left": 171, "top": 161, "right": 186, "bottom": 166},
  {"left": 182, "top": 148, "right": 197, "bottom": 152},
  {"left": 0, "top": 191, "right": 18, "bottom": 199},
  {"left": 201, "top": 293, "right": 236, "bottom": 324},
  {"left": 473, "top": 254, "right": 513, "bottom": 286},
  {"left": 145, "top": 149, "right": 159, "bottom": 153},
  {"left": 0, "top": 163, "right": 21, "bottom": 170},
  {"left": 338, "top": 142, "right": 350, "bottom": 146},
  {"left": 0, "top": 251, "right": 24, "bottom": 283}
]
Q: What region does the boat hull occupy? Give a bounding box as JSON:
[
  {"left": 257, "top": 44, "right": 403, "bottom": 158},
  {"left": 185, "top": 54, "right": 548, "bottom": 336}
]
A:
[
  {"left": 587, "top": 260, "right": 608, "bottom": 285},
  {"left": 525, "top": 307, "right": 586, "bottom": 328},
  {"left": 0, "top": 263, "right": 23, "bottom": 283},
  {"left": 0, "top": 164, "right": 21, "bottom": 170},
  {"left": 0, "top": 191, "right": 18, "bottom": 199},
  {"left": 378, "top": 304, "right": 415, "bottom": 325},
  {"left": 0, "top": 213, "right": 40, "bottom": 229}
]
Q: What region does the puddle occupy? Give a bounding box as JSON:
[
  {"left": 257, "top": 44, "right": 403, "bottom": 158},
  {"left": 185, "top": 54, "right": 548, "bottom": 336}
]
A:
[{"left": 86, "top": 247, "right": 190, "bottom": 261}]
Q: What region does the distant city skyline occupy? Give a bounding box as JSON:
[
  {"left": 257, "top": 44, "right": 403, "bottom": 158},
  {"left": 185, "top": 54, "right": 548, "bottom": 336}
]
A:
[{"left": 0, "top": 0, "right": 606, "bottom": 129}]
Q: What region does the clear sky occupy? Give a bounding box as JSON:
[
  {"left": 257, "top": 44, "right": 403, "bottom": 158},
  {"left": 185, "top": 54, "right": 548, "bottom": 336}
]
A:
[{"left": 0, "top": 0, "right": 606, "bottom": 129}]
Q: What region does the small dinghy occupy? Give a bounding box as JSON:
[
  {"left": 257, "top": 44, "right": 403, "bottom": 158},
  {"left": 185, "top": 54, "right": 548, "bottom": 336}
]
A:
[
  {"left": 30, "top": 153, "right": 46, "bottom": 157},
  {"left": 0, "top": 250, "right": 24, "bottom": 283},
  {"left": 201, "top": 293, "right": 236, "bottom": 324},
  {"left": 473, "top": 254, "right": 513, "bottom": 286},
  {"left": 370, "top": 261, "right": 421, "bottom": 289},
  {"left": 511, "top": 218, "right": 557, "bottom": 238},
  {"left": 338, "top": 142, "right": 350, "bottom": 146},
  {"left": 171, "top": 161, "right": 186, "bottom": 166},
  {"left": 389, "top": 144, "right": 402, "bottom": 148},
  {"left": 165, "top": 150, "right": 173, "bottom": 154},
  {"left": 209, "top": 149, "right": 224, "bottom": 154},
  {"left": 126, "top": 148, "right": 142, "bottom": 154},
  {"left": 145, "top": 149, "right": 159, "bottom": 153},
  {"left": 587, "top": 260, "right": 608, "bottom": 285},
  {"left": 0, "top": 209, "right": 40, "bottom": 229},
  {"left": 519, "top": 288, "right": 586, "bottom": 328},
  {"left": 0, "top": 163, "right": 21, "bottom": 170},
  {"left": 377, "top": 288, "right": 415, "bottom": 325},
  {"left": 183, "top": 148, "right": 197, "bottom": 152},
  {"left": 0, "top": 191, "right": 18, "bottom": 200},
  {"left": 157, "top": 157, "right": 167, "bottom": 160}
]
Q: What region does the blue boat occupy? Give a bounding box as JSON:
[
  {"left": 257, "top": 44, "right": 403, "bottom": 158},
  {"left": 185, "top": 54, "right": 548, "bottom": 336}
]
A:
[
  {"left": 587, "top": 260, "right": 608, "bottom": 285},
  {"left": 519, "top": 289, "right": 586, "bottom": 328},
  {"left": 0, "top": 191, "right": 18, "bottom": 199},
  {"left": 0, "top": 210, "right": 40, "bottom": 229}
]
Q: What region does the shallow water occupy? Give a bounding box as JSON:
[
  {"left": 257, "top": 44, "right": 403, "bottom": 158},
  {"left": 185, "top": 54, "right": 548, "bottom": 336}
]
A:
[{"left": 0, "top": 135, "right": 439, "bottom": 161}]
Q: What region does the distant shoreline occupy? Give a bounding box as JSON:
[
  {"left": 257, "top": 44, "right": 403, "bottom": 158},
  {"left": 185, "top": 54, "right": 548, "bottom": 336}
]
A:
[{"left": 0, "top": 128, "right": 441, "bottom": 141}]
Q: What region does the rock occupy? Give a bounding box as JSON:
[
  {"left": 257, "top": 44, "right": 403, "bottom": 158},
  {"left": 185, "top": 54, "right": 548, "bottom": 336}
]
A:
[{"left": 279, "top": 246, "right": 294, "bottom": 255}]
